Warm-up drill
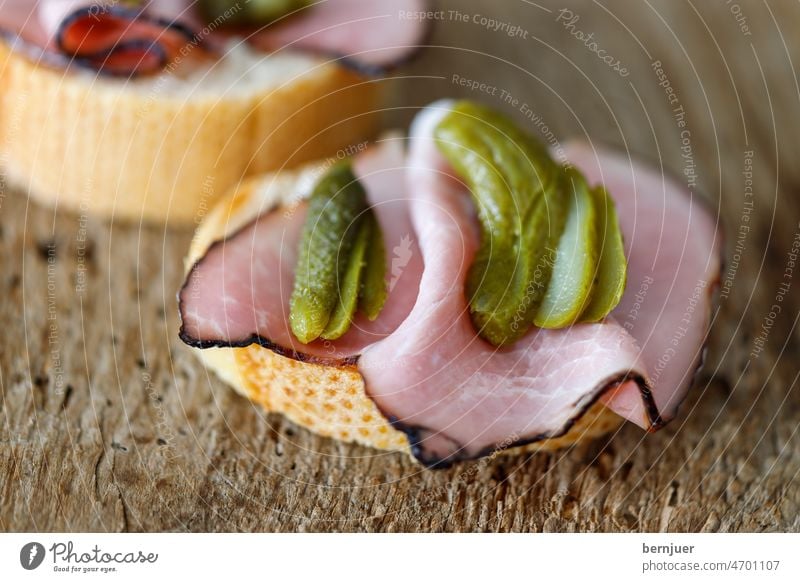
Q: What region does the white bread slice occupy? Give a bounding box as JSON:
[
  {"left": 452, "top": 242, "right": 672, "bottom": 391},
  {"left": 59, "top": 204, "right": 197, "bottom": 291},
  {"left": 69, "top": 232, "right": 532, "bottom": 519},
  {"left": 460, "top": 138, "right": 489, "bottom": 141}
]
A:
[
  {"left": 0, "top": 40, "right": 380, "bottom": 225},
  {"left": 184, "top": 159, "right": 624, "bottom": 460}
]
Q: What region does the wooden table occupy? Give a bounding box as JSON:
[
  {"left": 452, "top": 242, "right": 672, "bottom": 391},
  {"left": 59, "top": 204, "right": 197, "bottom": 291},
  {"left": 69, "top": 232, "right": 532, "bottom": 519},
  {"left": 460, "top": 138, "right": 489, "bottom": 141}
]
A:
[{"left": 2, "top": 0, "right": 798, "bottom": 532}]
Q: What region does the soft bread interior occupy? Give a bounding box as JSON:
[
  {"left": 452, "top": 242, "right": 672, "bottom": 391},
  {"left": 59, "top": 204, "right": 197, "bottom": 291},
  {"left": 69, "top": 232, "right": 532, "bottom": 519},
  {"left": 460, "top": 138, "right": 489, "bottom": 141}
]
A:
[{"left": 0, "top": 40, "right": 381, "bottom": 224}]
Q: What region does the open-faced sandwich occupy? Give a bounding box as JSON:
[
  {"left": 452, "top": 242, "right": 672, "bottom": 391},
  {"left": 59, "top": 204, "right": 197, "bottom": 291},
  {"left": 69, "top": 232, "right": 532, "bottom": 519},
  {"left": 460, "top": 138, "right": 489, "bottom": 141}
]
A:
[
  {"left": 0, "top": 0, "right": 427, "bottom": 224},
  {"left": 178, "top": 100, "right": 722, "bottom": 468}
]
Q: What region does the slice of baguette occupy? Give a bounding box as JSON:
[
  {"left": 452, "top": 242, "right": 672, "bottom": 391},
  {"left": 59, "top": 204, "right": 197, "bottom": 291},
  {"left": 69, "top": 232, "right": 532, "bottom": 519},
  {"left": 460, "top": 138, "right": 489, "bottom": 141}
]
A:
[
  {"left": 184, "top": 159, "right": 624, "bottom": 461},
  {"left": 0, "top": 40, "right": 380, "bottom": 225}
]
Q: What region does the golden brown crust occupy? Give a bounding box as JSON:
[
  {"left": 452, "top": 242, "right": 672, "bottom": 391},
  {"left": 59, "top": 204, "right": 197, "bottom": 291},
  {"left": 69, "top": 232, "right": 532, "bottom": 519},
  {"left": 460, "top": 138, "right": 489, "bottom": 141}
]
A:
[
  {"left": 0, "top": 43, "right": 380, "bottom": 225},
  {"left": 183, "top": 166, "right": 623, "bottom": 460}
]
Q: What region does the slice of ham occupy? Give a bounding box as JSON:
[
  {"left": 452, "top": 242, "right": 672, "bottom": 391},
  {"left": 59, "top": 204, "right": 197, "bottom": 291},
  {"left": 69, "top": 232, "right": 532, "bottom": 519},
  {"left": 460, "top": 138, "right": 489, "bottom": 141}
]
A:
[
  {"left": 248, "top": 0, "right": 431, "bottom": 74},
  {"left": 0, "top": 0, "right": 428, "bottom": 76},
  {"left": 565, "top": 142, "right": 722, "bottom": 427},
  {"left": 355, "top": 103, "right": 647, "bottom": 465},
  {"left": 0, "top": 1, "right": 202, "bottom": 75},
  {"left": 179, "top": 137, "right": 424, "bottom": 363},
  {"left": 179, "top": 104, "right": 722, "bottom": 466},
  {"left": 55, "top": 3, "right": 202, "bottom": 76}
]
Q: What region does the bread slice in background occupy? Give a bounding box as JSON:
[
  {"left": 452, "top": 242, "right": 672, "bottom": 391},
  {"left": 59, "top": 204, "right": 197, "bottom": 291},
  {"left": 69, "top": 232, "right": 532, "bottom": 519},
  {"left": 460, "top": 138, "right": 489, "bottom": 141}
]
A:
[
  {"left": 184, "top": 159, "right": 624, "bottom": 460},
  {"left": 0, "top": 41, "right": 381, "bottom": 225}
]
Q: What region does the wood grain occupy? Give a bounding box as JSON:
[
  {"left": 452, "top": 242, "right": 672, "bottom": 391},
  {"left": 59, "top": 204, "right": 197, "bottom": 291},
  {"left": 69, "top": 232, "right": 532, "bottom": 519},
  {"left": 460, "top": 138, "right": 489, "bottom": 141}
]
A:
[{"left": 1, "top": 0, "right": 799, "bottom": 532}]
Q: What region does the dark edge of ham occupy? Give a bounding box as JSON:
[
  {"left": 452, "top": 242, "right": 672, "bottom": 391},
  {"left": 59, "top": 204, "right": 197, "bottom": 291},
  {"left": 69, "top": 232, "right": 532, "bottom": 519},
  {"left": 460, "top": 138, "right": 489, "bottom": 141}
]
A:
[
  {"left": 318, "top": 22, "right": 432, "bottom": 78},
  {"left": 389, "top": 372, "right": 660, "bottom": 469},
  {"left": 177, "top": 212, "right": 359, "bottom": 368},
  {"left": 0, "top": 0, "right": 431, "bottom": 77},
  {"left": 297, "top": 2, "right": 435, "bottom": 78},
  {"left": 56, "top": 6, "right": 202, "bottom": 76},
  {"left": 0, "top": 4, "right": 204, "bottom": 77},
  {"left": 246, "top": 0, "right": 433, "bottom": 77},
  {"left": 391, "top": 252, "right": 722, "bottom": 469},
  {"left": 178, "top": 136, "right": 420, "bottom": 367},
  {"left": 179, "top": 124, "right": 725, "bottom": 469}
]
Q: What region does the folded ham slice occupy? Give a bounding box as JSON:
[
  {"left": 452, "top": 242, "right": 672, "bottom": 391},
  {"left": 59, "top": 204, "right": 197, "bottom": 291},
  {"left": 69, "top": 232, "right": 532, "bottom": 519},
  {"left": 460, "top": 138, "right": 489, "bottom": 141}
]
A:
[
  {"left": 359, "top": 102, "right": 721, "bottom": 465},
  {"left": 0, "top": 0, "right": 429, "bottom": 76},
  {"left": 0, "top": 1, "right": 202, "bottom": 74},
  {"left": 248, "top": 0, "right": 430, "bottom": 74},
  {"left": 179, "top": 137, "right": 424, "bottom": 362},
  {"left": 564, "top": 142, "right": 722, "bottom": 429},
  {"left": 179, "top": 104, "right": 722, "bottom": 467}
]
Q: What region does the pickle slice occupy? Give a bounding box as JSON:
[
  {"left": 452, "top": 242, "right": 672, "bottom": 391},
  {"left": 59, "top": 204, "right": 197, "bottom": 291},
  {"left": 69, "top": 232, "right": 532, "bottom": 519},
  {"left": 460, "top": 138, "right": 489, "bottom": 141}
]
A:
[
  {"left": 320, "top": 214, "right": 371, "bottom": 341},
  {"left": 289, "top": 162, "right": 367, "bottom": 344},
  {"left": 359, "top": 212, "right": 388, "bottom": 321},
  {"left": 534, "top": 170, "right": 599, "bottom": 328},
  {"left": 199, "top": 0, "right": 312, "bottom": 26},
  {"left": 435, "top": 101, "right": 563, "bottom": 346},
  {"left": 580, "top": 186, "right": 627, "bottom": 323}
]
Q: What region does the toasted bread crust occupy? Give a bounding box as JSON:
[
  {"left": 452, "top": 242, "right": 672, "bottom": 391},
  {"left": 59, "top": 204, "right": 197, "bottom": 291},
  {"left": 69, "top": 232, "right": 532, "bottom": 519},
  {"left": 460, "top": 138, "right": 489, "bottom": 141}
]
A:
[
  {"left": 0, "top": 43, "right": 380, "bottom": 224},
  {"left": 184, "top": 167, "right": 624, "bottom": 460}
]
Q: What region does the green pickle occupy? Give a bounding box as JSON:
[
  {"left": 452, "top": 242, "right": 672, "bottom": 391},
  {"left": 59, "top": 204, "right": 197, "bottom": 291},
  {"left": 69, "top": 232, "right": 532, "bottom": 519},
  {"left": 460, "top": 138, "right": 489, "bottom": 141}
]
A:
[
  {"left": 289, "top": 101, "right": 627, "bottom": 347},
  {"left": 434, "top": 100, "right": 628, "bottom": 344},
  {"left": 580, "top": 186, "right": 628, "bottom": 322},
  {"left": 359, "top": 213, "right": 388, "bottom": 321},
  {"left": 320, "top": 216, "right": 371, "bottom": 341},
  {"left": 534, "top": 170, "right": 598, "bottom": 328},
  {"left": 435, "top": 102, "right": 563, "bottom": 345},
  {"left": 199, "top": 0, "right": 312, "bottom": 26},
  {"left": 289, "top": 161, "right": 387, "bottom": 344}
]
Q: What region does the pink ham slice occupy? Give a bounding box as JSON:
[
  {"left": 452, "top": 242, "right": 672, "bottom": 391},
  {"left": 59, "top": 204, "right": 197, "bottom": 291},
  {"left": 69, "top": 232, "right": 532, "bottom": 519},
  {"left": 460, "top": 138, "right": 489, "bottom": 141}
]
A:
[
  {"left": 0, "top": 0, "right": 428, "bottom": 76},
  {"left": 179, "top": 137, "right": 424, "bottom": 363},
  {"left": 357, "top": 102, "right": 721, "bottom": 466},
  {"left": 565, "top": 142, "right": 723, "bottom": 427},
  {"left": 178, "top": 104, "right": 722, "bottom": 467},
  {"left": 248, "top": 0, "right": 431, "bottom": 73},
  {"left": 356, "top": 104, "right": 643, "bottom": 465},
  {"left": 0, "top": 1, "right": 202, "bottom": 75}
]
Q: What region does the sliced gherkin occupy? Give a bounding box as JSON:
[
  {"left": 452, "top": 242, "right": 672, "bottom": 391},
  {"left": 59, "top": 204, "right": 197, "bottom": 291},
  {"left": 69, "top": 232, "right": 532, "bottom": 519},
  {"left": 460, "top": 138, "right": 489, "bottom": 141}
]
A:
[
  {"left": 434, "top": 101, "right": 563, "bottom": 346},
  {"left": 289, "top": 161, "right": 367, "bottom": 344},
  {"left": 580, "top": 186, "right": 627, "bottom": 323},
  {"left": 199, "top": 0, "right": 312, "bottom": 26},
  {"left": 534, "top": 170, "right": 599, "bottom": 328},
  {"left": 359, "top": 212, "right": 388, "bottom": 321},
  {"left": 320, "top": 215, "right": 371, "bottom": 341}
]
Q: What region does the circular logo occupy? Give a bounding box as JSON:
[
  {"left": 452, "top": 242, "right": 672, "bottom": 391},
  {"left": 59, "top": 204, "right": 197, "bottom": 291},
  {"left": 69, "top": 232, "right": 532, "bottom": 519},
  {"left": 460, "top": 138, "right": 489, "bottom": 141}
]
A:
[{"left": 19, "top": 542, "right": 45, "bottom": 570}]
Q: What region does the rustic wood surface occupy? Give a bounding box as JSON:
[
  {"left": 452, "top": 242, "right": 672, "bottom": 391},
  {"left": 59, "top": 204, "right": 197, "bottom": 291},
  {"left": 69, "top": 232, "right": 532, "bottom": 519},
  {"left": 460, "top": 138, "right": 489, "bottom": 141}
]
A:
[{"left": 1, "top": 0, "right": 799, "bottom": 533}]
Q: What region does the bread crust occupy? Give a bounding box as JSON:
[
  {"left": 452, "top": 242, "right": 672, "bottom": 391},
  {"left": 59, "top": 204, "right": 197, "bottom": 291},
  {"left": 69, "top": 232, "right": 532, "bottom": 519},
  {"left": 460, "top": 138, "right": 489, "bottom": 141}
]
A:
[
  {"left": 184, "top": 166, "right": 624, "bottom": 461},
  {"left": 0, "top": 43, "right": 380, "bottom": 224}
]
